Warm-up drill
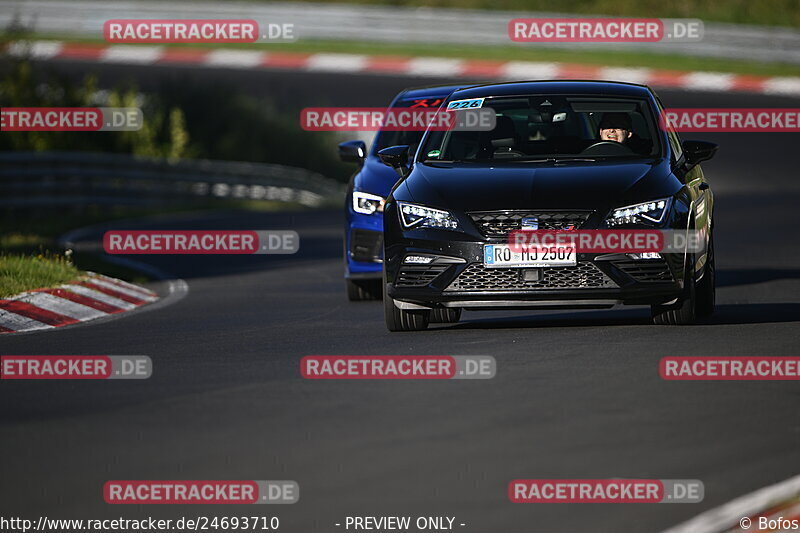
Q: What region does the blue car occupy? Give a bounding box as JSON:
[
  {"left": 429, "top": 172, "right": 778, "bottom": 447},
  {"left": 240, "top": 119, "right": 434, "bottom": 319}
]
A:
[{"left": 339, "top": 84, "right": 469, "bottom": 300}]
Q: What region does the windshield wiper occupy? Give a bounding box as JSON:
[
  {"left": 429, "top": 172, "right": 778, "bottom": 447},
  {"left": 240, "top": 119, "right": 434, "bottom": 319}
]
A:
[
  {"left": 424, "top": 157, "right": 598, "bottom": 164},
  {"left": 424, "top": 159, "right": 489, "bottom": 163},
  {"left": 510, "top": 157, "right": 597, "bottom": 163}
]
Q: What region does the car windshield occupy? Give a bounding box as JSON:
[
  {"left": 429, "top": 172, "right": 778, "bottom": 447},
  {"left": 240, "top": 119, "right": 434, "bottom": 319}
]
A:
[
  {"left": 373, "top": 96, "right": 446, "bottom": 154},
  {"left": 420, "top": 95, "right": 661, "bottom": 163},
  {"left": 374, "top": 129, "right": 424, "bottom": 154}
]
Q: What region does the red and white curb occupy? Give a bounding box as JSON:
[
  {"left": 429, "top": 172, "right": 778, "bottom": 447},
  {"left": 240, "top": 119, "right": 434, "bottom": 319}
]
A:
[
  {"left": 7, "top": 40, "right": 800, "bottom": 97},
  {"left": 662, "top": 474, "right": 800, "bottom": 533},
  {"left": 0, "top": 273, "right": 158, "bottom": 334}
]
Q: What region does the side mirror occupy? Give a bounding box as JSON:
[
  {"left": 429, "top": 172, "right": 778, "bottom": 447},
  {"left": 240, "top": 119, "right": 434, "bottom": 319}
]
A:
[
  {"left": 377, "top": 145, "right": 410, "bottom": 177},
  {"left": 338, "top": 140, "right": 367, "bottom": 164},
  {"left": 683, "top": 140, "right": 718, "bottom": 167}
]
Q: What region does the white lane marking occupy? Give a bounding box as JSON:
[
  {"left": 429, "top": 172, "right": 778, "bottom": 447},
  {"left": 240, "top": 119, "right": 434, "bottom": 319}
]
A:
[
  {"left": 8, "top": 40, "right": 796, "bottom": 98},
  {"left": 501, "top": 61, "right": 559, "bottom": 80},
  {"left": 407, "top": 57, "right": 464, "bottom": 77},
  {"left": 600, "top": 67, "right": 653, "bottom": 84},
  {"left": 205, "top": 49, "right": 265, "bottom": 68},
  {"left": 87, "top": 272, "right": 156, "bottom": 297},
  {"left": 84, "top": 278, "right": 158, "bottom": 301},
  {"left": 763, "top": 77, "right": 800, "bottom": 96},
  {"left": 7, "top": 40, "right": 63, "bottom": 59},
  {"left": 682, "top": 71, "right": 735, "bottom": 91},
  {"left": 763, "top": 502, "right": 800, "bottom": 526},
  {"left": 306, "top": 53, "right": 367, "bottom": 72},
  {"left": 0, "top": 309, "right": 51, "bottom": 332},
  {"left": 661, "top": 474, "right": 800, "bottom": 533},
  {"left": 101, "top": 45, "right": 163, "bottom": 64},
  {"left": 14, "top": 292, "right": 107, "bottom": 321},
  {"left": 61, "top": 284, "right": 136, "bottom": 310}
]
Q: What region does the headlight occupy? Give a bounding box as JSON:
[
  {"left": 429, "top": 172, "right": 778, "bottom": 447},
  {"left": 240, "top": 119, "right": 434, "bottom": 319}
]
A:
[
  {"left": 605, "top": 198, "right": 671, "bottom": 226},
  {"left": 352, "top": 191, "right": 385, "bottom": 215},
  {"left": 398, "top": 202, "right": 459, "bottom": 230}
]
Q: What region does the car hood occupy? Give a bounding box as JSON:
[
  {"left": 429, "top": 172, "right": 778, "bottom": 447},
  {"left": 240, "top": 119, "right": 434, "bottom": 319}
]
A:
[{"left": 405, "top": 159, "right": 677, "bottom": 212}]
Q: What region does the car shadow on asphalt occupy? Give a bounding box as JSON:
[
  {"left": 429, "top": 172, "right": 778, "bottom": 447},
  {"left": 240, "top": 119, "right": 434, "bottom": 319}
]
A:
[{"left": 436, "top": 303, "right": 800, "bottom": 330}]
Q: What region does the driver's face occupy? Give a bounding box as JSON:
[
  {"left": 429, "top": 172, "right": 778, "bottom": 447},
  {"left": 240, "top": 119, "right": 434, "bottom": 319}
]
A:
[{"left": 600, "top": 128, "right": 632, "bottom": 143}]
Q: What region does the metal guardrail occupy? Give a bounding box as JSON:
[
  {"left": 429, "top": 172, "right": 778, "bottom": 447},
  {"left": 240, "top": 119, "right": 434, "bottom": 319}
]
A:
[
  {"left": 0, "top": 151, "right": 345, "bottom": 209},
  {"left": 1, "top": 0, "right": 799, "bottom": 64}
]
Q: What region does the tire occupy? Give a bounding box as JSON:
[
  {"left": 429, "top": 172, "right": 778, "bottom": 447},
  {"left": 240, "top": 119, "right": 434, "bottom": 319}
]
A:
[
  {"left": 346, "top": 279, "right": 382, "bottom": 301},
  {"left": 695, "top": 233, "right": 715, "bottom": 319},
  {"left": 651, "top": 255, "right": 697, "bottom": 325},
  {"left": 430, "top": 307, "right": 462, "bottom": 324},
  {"left": 383, "top": 279, "right": 429, "bottom": 332}
]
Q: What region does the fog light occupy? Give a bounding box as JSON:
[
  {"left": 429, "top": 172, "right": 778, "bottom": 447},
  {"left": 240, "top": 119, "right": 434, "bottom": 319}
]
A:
[
  {"left": 628, "top": 252, "right": 662, "bottom": 260},
  {"left": 404, "top": 255, "right": 435, "bottom": 264}
]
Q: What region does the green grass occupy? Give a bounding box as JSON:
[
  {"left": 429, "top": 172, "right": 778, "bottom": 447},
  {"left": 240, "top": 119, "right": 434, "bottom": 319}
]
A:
[
  {"left": 21, "top": 34, "right": 800, "bottom": 78},
  {"left": 0, "top": 200, "right": 315, "bottom": 296},
  {"left": 0, "top": 253, "right": 79, "bottom": 298},
  {"left": 45, "top": 0, "right": 795, "bottom": 27},
  {"left": 0, "top": 209, "right": 168, "bottom": 296},
  {"left": 0, "top": 212, "right": 114, "bottom": 297},
  {"left": 266, "top": 39, "right": 800, "bottom": 78}
]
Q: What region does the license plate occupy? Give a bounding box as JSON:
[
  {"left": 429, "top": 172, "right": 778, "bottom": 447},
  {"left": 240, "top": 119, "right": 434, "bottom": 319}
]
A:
[{"left": 483, "top": 244, "right": 576, "bottom": 268}]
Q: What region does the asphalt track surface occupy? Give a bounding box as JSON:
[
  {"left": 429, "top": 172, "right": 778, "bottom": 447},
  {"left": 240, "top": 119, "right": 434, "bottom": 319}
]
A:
[{"left": 1, "top": 60, "right": 799, "bottom": 532}]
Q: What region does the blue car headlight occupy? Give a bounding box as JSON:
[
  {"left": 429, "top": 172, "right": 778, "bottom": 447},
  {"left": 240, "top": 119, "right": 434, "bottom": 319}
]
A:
[
  {"left": 352, "top": 191, "right": 385, "bottom": 215},
  {"left": 605, "top": 198, "right": 671, "bottom": 226},
  {"left": 398, "top": 202, "right": 459, "bottom": 230}
]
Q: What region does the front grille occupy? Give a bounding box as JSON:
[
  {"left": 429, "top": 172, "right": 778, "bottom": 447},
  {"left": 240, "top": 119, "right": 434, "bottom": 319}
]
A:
[
  {"left": 468, "top": 210, "right": 593, "bottom": 238},
  {"left": 395, "top": 265, "right": 449, "bottom": 287},
  {"left": 350, "top": 229, "right": 383, "bottom": 262},
  {"left": 613, "top": 259, "right": 673, "bottom": 283},
  {"left": 446, "top": 262, "right": 616, "bottom": 291}
]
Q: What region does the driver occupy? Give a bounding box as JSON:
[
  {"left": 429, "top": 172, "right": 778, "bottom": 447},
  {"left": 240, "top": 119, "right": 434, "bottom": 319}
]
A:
[{"left": 598, "top": 112, "right": 633, "bottom": 144}]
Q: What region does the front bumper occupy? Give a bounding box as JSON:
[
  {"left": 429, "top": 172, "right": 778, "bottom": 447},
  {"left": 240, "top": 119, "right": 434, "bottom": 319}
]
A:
[
  {"left": 385, "top": 236, "right": 687, "bottom": 309},
  {"left": 345, "top": 211, "right": 384, "bottom": 278}
]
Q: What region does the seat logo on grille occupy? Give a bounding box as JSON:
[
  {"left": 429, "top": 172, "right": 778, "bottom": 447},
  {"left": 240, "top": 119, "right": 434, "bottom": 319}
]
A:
[{"left": 521, "top": 217, "right": 539, "bottom": 230}]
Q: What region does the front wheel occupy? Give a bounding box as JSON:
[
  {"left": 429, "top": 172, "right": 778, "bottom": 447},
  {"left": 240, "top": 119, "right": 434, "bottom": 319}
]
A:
[
  {"left": 383, "top": 279, "right": 429, "bottom": 332},
  {"left": 695, "top": 234, "right": 715, "bottom": 318},
  {"left": 346, "top": 279, "right": 382, "bottom": 301},
  {"left": 651, "top": 256, "right": 697, "bottom": 325}
]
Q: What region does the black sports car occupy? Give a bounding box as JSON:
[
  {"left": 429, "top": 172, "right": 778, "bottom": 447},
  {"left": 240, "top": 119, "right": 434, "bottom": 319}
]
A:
[{"left": 378, "top": 80, "right": 717, "bottom": 331}]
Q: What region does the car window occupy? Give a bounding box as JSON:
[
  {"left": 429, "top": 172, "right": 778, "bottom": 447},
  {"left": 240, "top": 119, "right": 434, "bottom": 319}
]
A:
[
  {"left": 421, "top": 95, "right": 661, "bottom": 163},
  {"left": 656, "top": 97, "right": 683, "bottom": 161},
  {"left": 374, "top": 129, "right": 424, "bottom": 154},
  {"left": 373, "top": 97, "right": 445, "bottom": 154}
]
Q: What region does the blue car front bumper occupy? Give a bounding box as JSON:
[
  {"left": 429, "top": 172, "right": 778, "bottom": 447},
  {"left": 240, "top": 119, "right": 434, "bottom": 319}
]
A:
[{"left": 345, "top": 210, "right": 384, "bottom": 279}]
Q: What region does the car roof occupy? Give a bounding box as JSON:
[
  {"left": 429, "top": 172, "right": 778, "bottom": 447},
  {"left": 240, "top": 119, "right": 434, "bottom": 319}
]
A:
[
  {"left": 449, "top": 80, "right": 653, "bottom": 99},
  {"left": 396, "top": 84, "right": 474, "bottom": 101}
]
